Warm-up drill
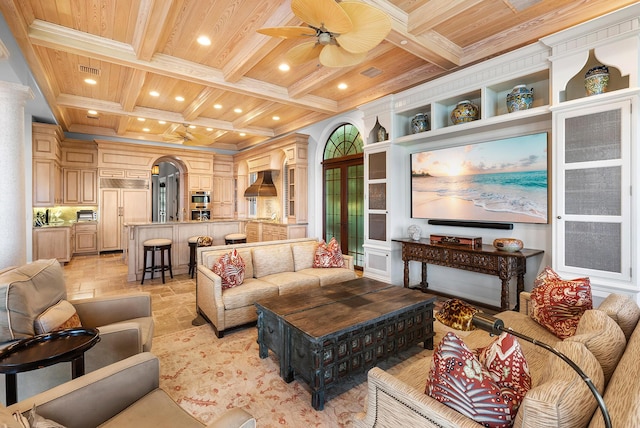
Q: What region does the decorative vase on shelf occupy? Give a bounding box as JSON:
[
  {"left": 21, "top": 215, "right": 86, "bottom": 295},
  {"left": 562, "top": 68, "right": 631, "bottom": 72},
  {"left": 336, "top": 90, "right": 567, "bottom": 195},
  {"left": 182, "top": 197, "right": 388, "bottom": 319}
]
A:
[
  {"left": 374, "top": 117, "right": 387, "bottom": 142},
  {"left": 450, "top": 100, "right": 479, "bottom": 125},
  {"left": 411, "top": 113, "right": 429, "bottom": 134},
  {"left": 407, "top": 224, "right": 422, "bottom": 241},
  {"left": 584, "top": 65, "right": 609, "bottom": 96},
  {"left": 506, "top": 85, "right": 534, "bottom": 113},
  {"left": 493, "top": 238, "right": 523, "bottom": 252}
]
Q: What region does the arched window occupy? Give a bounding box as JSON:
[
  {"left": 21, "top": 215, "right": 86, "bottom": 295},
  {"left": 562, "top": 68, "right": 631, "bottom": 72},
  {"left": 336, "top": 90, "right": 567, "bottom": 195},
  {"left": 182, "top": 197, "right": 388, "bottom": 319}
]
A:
[{"left": 322, "top": 123, "right": 364, "bottom": 268}]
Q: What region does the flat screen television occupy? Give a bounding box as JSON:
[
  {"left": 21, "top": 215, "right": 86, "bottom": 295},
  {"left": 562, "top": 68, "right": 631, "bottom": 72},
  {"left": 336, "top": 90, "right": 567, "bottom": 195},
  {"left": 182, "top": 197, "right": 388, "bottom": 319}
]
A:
[{"left": 411, "top": 132, "right": 548, "bottom": 224}]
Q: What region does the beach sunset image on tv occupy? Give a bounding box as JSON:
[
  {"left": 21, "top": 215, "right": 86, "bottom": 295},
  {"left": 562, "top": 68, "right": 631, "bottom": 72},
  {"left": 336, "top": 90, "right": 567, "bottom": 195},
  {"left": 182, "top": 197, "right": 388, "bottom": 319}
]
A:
[{"left": 411, "top": 132, "right": 548, "bottom": 224}]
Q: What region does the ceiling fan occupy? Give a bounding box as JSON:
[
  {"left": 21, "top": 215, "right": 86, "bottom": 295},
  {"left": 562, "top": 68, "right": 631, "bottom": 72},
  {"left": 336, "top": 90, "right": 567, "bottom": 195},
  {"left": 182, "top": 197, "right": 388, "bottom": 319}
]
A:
[
  {"left": 163, "top": 124, "right": 213, "bottom": 146},
  {"left": 257, "top": 0, "right": 391, "bottom": 68}
]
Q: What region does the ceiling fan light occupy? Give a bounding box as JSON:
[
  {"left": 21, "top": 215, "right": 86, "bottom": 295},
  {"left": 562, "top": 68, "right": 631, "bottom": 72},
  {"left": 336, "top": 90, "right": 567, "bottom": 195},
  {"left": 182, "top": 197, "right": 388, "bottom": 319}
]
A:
[{"left": 318, "top": 32, "right": 331, "bottom": 45}]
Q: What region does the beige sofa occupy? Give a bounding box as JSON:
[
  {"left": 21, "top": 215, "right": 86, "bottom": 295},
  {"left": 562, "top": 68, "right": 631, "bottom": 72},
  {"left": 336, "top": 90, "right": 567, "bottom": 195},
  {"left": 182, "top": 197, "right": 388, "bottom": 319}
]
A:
[
  {"left": 196, "top": 238, "right": 357, "bottom": 337},
  {"left": 356, "top": 292, "right": 640, "bottom": 428},
  {"left": 0, "top": 352, "right": 255, "bottom": 428},
  {"left": 0, "top": 258, "right": 154, "bottom": 401}
]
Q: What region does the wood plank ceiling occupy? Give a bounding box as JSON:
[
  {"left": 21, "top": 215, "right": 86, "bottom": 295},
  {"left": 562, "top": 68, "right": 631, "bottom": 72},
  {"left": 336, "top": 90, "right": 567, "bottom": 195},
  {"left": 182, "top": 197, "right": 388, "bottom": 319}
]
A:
[{"left": 1, "top": 0, "right": 634, "bottom": 152}]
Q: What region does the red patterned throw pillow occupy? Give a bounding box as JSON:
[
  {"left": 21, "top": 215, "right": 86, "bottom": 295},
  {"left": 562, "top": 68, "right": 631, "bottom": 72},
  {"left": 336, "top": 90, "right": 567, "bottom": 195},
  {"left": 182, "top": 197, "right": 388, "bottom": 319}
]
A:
[
  {"left": 530, "top": 266, "right": 592, "bottom": 339},
  {"left": 312, "top": 237, "right": 344, "bottom": 268},
  {"left": 426, "top": 332, "right": 529, "bottom": 428},
  {"left": 477, "top": 333, "right": 531, "bottom": 397},
  {"left": 212, "top": 249, "right": 245, "bottom": 289}
]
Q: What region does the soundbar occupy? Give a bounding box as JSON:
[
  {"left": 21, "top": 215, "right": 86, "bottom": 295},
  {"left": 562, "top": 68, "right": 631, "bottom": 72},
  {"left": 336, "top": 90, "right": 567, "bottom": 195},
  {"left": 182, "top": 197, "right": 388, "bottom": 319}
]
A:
[{"left": 427, "top": 220, "right": 514, "bottom": 230}]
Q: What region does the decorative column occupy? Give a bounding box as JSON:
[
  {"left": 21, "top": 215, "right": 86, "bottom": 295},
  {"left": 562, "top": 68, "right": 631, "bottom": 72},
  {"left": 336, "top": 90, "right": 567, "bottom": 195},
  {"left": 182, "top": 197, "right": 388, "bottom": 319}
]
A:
[{"left": 0, "top": 81, "right": 34, "bottom": 267}]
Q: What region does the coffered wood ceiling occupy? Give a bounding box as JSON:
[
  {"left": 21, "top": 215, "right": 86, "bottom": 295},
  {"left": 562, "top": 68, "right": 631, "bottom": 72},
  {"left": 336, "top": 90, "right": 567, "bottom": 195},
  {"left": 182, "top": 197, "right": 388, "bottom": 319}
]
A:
[{"left": 1, "top": 0, "right": 634, "bottom": 152}]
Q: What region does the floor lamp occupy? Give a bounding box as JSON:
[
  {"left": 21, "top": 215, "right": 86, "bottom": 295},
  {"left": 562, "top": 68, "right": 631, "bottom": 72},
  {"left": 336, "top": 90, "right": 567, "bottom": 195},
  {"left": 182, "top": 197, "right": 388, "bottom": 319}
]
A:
[{"left": 471, "top": 312, "right": 612, "bottom": 428}]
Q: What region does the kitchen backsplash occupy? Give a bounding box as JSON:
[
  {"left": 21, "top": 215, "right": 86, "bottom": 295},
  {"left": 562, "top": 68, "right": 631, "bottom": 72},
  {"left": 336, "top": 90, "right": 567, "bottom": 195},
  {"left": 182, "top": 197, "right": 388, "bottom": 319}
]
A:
[{"left": 33, "top": 206, "right": 98, "bottom": 225}]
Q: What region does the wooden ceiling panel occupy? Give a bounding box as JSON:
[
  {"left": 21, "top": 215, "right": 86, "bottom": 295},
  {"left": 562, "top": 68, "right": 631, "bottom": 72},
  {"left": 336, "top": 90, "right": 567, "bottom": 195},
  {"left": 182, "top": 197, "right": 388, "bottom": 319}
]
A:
[
  {"left": 137, "top": 73, "right": 207, "bottom": 114},
  {"left": 35, "top": 46, "right": 128, "bottom": 104},
  {"left": 27, "top": 0, "right": 139, "bottom": 43},
  {"left": 1, "top": 0, "right": 633, "bottom": 152}
]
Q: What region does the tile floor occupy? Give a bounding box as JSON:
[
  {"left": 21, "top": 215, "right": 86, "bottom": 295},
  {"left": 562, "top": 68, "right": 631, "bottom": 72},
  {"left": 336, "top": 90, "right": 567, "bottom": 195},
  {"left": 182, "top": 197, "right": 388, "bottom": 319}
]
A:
[{"left": 62, "top": 253, "right": 199, "bottom": 337}]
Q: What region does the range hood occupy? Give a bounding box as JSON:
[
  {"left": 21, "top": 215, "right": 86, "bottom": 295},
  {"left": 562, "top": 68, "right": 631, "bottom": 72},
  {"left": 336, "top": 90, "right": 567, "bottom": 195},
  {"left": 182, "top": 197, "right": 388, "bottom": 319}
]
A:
[{"left": 244, "top": 170, "right": 277, "bottom": 197}]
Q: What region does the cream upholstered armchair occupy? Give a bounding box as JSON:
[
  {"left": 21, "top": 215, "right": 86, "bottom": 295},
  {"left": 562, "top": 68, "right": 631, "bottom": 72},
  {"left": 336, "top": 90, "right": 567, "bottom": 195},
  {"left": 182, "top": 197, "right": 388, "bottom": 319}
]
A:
[
  {"left": 0, "top": 258, "right": 154, "bottom": 401},
  {"left": 0, "top": 353, "right": 255, "bottom": 428}
]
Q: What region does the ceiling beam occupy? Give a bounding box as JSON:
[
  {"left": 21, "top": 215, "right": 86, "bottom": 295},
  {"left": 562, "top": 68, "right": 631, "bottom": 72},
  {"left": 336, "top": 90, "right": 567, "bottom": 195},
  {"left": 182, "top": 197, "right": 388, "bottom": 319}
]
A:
[
  {"left": 361, "top": 0, "right": 462, "bottom": 69},
  {"left": 407, "top": 0, "right": 484, "bottom": 35},
  {"left": 222, "top": 1, "right": 298, "bottom": 83},
  {"left": 120, "top": 69, "right": 147, "bottom": 112},
  {"left": 55, "top": 93, "right": 275, "bottom": 137},
  {"left": 132, "top": 0, "right": 174, "bottom": 62},
  {"left": 28, "top": 20, "right": 340, "bottom": 115}
]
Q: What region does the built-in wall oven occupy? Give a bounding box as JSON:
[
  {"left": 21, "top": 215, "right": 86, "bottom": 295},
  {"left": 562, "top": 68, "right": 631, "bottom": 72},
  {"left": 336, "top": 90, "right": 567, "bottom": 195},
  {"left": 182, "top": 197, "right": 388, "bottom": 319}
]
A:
[{"left": 190, "top": 191, "right": 211, "bottom": 221}]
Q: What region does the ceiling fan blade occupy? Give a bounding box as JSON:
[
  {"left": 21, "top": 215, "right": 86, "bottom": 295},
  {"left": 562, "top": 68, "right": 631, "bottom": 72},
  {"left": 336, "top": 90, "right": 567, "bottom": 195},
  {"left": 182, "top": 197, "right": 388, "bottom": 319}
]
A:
[
  {"left": 286, "top": 41, "right": 324, "bottom": 65},
  {"left": 257, "top": 26, "right": 316, "bottom": 39},
  {"left": 319, "top": 44, "right": 367, "bottom": 68},
  {"left": 336, "top": 2, "right": 391, "bottom": 54},
  {"left": 292, "top": 0, "right": 352, "bottom": 34}
]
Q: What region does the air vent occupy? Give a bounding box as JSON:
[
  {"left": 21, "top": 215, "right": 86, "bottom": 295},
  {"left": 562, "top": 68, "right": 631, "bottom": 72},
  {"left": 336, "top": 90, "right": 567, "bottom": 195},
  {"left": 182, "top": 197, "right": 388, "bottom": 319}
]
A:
[
  {"left": 361, "top": 67, "right": 383, "bottom": 78},
  {"left": 86, "top": 115, "right": 99, "bottom": 119},
  {"left": 78, "top": 65, "right": 101, "bottom": 76},
  {"left": 507, "top": 0, "right": 541, "bottom": 12}
]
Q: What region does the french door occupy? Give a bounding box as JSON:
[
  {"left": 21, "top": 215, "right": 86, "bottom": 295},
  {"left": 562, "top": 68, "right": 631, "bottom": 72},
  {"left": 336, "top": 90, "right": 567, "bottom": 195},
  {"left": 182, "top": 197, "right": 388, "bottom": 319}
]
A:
[{"left": 323, "top": 155, "right": 364, "bottom": 268}]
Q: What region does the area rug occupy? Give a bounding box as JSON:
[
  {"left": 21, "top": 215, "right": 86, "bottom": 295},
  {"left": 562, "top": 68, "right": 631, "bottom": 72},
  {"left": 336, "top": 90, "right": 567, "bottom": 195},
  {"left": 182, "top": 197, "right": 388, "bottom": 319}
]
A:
[{"left": 152, "top": 321, "right": 461, "bottom": 427}]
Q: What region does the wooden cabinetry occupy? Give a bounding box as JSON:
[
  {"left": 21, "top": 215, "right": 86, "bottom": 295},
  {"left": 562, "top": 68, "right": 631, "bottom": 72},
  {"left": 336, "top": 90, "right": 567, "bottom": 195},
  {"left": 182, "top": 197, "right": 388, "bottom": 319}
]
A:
[
  {"left": 33, "top": 159, "right": 63, "bottom": 206},
  {"left": 74, "top": 222, "right": 98, "bottom": 254},
  {"left": 245, "top": 222, "right": 307, "bottom": 243},
  {"left": 189, "top": 174, "right": 212, "bottom": 191},
  {"left": 100, "top": 188, "right": 150, "bottom": 252},
  {"left": 212, "top": 176, "right": 234, "bottom": 218},
  {"left": 64, "top": 169, "right": 97, "bottom": 205},
  {"left": 33, "top": 227, "right": 71, "bottom": 263}
]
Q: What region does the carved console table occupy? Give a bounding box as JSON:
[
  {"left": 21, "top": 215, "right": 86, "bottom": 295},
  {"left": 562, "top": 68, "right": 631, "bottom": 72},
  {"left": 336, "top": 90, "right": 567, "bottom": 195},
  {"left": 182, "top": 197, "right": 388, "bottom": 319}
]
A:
[{"left": 393, "top": 238, "right": 544, "bottom": 311}]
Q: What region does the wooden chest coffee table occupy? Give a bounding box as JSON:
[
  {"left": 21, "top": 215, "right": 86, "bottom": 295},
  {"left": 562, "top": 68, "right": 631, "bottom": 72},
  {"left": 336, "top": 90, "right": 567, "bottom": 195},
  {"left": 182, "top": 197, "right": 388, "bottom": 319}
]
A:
[{"left": 255, "top": 277, "right": 435, "bottom": 410}]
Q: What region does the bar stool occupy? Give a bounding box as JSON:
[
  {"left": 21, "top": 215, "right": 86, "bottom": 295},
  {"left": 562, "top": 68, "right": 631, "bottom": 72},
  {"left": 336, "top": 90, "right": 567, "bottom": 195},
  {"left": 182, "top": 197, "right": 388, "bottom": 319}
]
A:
[
  {"left": 141, "top": 238, "right": 173, "bottom": 284},
  {"left": 188, "top": 235, "right": 213, "bottom": 278},
  {"left": 224, "top": 233, "right": 247, "bottom": 245}
]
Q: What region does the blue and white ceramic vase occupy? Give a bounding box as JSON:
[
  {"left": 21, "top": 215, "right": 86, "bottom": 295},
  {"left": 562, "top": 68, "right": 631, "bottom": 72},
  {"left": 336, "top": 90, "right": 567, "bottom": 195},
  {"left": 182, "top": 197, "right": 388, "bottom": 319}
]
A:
[
  {"left": 506, "top": 85, "right": 534, "bottom": 113},
  {"left": 584, "top": 65, "right": 609, "bottom": 96},
  {"left": 450, "top": 100, "right": 479, "bottom": 125},
  {"left": 411, "top": 113, "right": 429, "bottom": 134}
]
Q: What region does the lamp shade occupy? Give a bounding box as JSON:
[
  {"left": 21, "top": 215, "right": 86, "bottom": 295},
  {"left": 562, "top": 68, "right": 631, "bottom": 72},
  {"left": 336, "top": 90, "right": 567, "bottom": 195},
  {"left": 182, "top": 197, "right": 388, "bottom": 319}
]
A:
[{"left": 151, "top": 165, "right": 159, "bottom": 176}]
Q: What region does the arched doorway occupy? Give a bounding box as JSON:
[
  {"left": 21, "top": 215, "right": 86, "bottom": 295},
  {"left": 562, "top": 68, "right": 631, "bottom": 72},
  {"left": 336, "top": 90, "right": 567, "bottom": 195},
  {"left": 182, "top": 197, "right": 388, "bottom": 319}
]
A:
[
  {"left": 322, "top": 123, "right": 364, "bottom": 268},
  {"left": 151, "top": 157, "right": 185, "bottom": 222}
]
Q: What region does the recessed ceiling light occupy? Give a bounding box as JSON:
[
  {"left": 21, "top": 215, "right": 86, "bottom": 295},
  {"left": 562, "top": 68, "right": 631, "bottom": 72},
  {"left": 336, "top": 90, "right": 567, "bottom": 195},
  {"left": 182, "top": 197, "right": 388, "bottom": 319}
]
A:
[
  {"left": 189, "top": 125, "right": 196, "bottom": 129},
  {"left": 206, "top": 127, "right": 213, "bottom": 131},
  {"left": 137, "top": 117, "right": 145, "bottom": 122},
  {"left": 213, "top": 104, "right": 222, "bottom": 109},
  {"left": 197, "top": 35, "right": 211, "bottom": 46},
  {"left": 239, "top": 132, "right": 246, "bottom": 136},
  {"left": 158, "top": 120, "right": 166, "bottom": 124},
  {"left": 272, "top": 116, "right": 280, "bottom": 121},
  {"left": 87, "top": 110, "right": 98, "bottom": 115},
  {"left": 234, "top": 108, "right": 242, "bottom": 113},
  {"left": 149, "top": 91, "right": 160, "bottom": 97},
  {"left": 84, "top": 78, "right": 97, "bottom": 85},
  {"left": 338, "top": 83, "right": 348, "bottom": 90},
  {"left": 278, "top": 63, "right": 290, "bottom": 71},
  {"left": 143, "top": 128, "right": 150, "bottom": 132},
  {"left": 400, "top": 40, "right": 408, "bottom": 45},
  {"left": 175, "top": 96, "right": 185, "bottom": 102}
]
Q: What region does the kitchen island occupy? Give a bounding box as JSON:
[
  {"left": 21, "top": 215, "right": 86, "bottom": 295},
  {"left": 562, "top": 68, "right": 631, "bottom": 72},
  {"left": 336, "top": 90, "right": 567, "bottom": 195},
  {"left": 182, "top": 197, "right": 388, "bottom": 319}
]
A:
[{"left": 124, "top": 220, "right": 246, "bottom": 282}]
